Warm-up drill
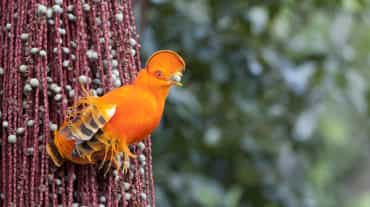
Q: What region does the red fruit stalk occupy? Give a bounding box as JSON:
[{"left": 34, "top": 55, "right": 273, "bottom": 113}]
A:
[{"left": 0, "top": 0, "right": 156, "bottom": 206}]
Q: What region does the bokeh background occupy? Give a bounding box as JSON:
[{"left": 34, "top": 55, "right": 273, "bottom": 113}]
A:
[{"left": 136, "top": 1, "right": 370, "bottom": 206}]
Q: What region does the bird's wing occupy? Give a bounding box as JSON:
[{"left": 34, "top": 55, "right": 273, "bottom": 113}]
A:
[
  {"left": 71, "top": 128, "right": 109, "bottom": 161},
  {"left": 58, "top": 96, "right": 116, "bottom": 159}
]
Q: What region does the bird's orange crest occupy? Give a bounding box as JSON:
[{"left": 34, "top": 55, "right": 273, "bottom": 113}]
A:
[{"left": 146, "top": 50, "right": 185, "bottom": 74}]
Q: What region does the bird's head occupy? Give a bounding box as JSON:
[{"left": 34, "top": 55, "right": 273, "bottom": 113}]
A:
[{"left": 145, "top": 50, "right": 186, "bottom": 87}]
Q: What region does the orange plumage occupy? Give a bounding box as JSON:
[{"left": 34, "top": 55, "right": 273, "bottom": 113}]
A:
[{"left": 47, "top": 50, "right": 185, "bottom": 172}]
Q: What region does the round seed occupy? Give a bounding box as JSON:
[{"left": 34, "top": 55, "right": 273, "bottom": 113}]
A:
[
  {"left": 70, "top": 41, "right": 77, "bottom": 48},
  {"left": 128, "top": 38, "right": 136, "bottom": 46},
  {"left": 16, "top": 127, "right": 25, "bottom": 135},
  {"left": 67, "top": 5, "right": 74, "bottom": 12},
  {"left": 71, "top": 203, "right": 79, "bottom": 207},
  {"left": 99, "top": 196, "right": 106, "bottom": 203},
  {"left": 54, "top": 94, "right": 62, "bottom": 101},
  {"left": 86, "top": 49, "right": 98, "bottom": 60},
  {"left": 5, "top": 23, "right": 11, "bottom": 30},
  {"left": 115, "top": 12, "right": 123, "bottom": 22},
  {"left": 140, "top": 193, "right": 147, "bottom": 200},
  {"left": 58, "top": 28, "right": 66, "bottom": 35},
  {"left": 96, "top": 18, "right": 102, "bottom": 26},
  {"left": 30, "top": 48, "right": 39, "bottom": 54},
  {"left": 123, "top": 182, "right": 130, "bottom": 190},
  {"left": 78, "top": 75, "right": 89, "bottom": 84},
  {"left": 20, "top": 33, "right": 29, "bottom": 40},
  {"left": 68, "top": 90, "right": 75, "bottom": 98},
  {"left": 19, "top": 65, "right": 28, "bottom": 73},
  {"left": 2, "top": 121, "right": 8, "bottom": 128},
  {"left": 8, "top": 135, "right": 16, "bottom": 144},
  {"left": 111, "top": 49, "right": 116, "bottom": 57},
  {"left": 23, "top": 84, "right": 32, "bottom": 93},
  {"left": 68, "top": 14, "right": 76, "bottom": 21},
  {"left": 62, "top": 47, "right": 70, "bottom": 54},
  {"left": 22, "top": 101, "right": 29, "bottom": 109},
  {"left": 112, "top": 70, "right": 120, "bottom": 77},
  {"left": 96, "top": 88, "right": 103, "bottom": 96},
  {"left": 47, "top": 8, "right": 54, "bottom": 18},
  {"left": 140, "top": 160, "right": 146, "bottom": 166},
  {"left": 137, "top": 142, "right": 145, "bottom": 150},
  {"left": 93, "top": 78, "right": 101, "bottom": 85},
  {"left": 29, "top": 78, "right": 40, "bottom": 88},
  {"left": 130, "top": 48, "right": 136, "bottom": 56},
  {"left": 124, "top": 193, "right": 131, "bottom": 201},
  {"left": 62, "top": 60, "right": 70, "bottom": 68},
  {"left": 36, "top": 4, "right": 48, "bottom": 16},
  {"left": 138, "top": 154, "right": 146, "bottom": 162},
  {"left": 52, "top": 4, "right": 63, "bottom": 14},
  {"left": 49, "top": 83, "right": 58, "bottom": 91},
  {"left": 113, "top": 79, "right": 121, "bottom": 88},
  {"left": 139, "top": 167, "right": 145, "bottom": 175},
  {"left": 50, "top": 123, "right": 58, "bottom": 131},
  {"left": 27, "top": 120, "right": 35, "bottom": 127},
  {"left": 39, "top": 50, "right": 47, "bottom": 56},
  {"left": 112, "top": 59, "right": 118, "bottom": 67},
  {"left": 83, "top": 3, "right": 90, "bottom": 11},
  {"left": 26, "top": 147, "right": 34, "bottom": 156},
  {"left": 55, "top": 179, "right": 62, "bottom": 186}
]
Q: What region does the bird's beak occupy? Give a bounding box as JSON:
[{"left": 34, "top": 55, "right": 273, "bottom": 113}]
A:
[{"left": 170, "top": 72, "right": 183, "bottom": 87}]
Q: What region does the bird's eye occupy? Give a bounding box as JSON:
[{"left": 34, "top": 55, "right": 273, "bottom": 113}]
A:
[{"left": 155, "top": 70, "right": 162, "bottom": 77}]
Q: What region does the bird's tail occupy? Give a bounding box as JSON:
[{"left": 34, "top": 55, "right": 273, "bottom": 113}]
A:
[{"left": 46, "top": 138, "right": 64, "bottom": 167}]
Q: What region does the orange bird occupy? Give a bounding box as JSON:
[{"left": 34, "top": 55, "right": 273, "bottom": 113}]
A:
[{"left": 47, "top": 50, "right": 185, "bottom": 172}]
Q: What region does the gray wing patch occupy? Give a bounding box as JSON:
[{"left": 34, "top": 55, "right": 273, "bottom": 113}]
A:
[
  {"left": 60, "top": 104, "right": 116, "bottom": 142},
  {"left": 61, "top": 102, "right": 116, "bottom": 159}
]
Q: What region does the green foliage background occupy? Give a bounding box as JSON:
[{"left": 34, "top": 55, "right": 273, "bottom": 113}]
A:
[{"left": 137, "top": 0, "right": 370, "bottom": 206}]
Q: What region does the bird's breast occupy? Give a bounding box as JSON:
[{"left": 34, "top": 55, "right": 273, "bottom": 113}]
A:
[
  {"left": 105, "top": 100, "right": 164, "bottom": 144},
  {"left": 99, "top": 84, "right": 167, "bottom": 144}
]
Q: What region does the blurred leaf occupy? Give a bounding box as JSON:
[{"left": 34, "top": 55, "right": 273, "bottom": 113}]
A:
[{"left": 224, "top": 186, "right": 243, "bottom": 207}]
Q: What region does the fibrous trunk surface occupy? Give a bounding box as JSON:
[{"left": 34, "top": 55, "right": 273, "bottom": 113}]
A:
[{"left": 0, "top": 0, "right": 155, "bottom": 206}]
